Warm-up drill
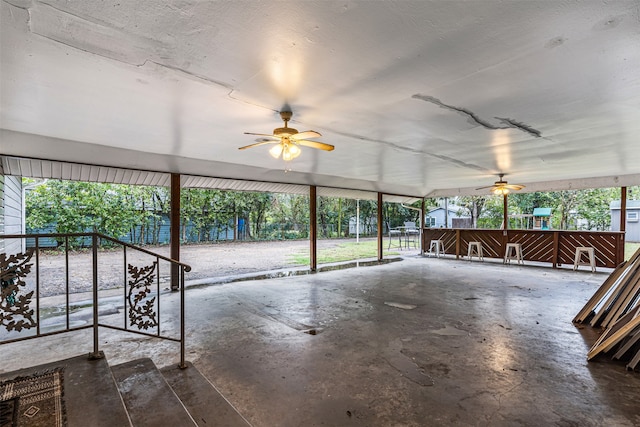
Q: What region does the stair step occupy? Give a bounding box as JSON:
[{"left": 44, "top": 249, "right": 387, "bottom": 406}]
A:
[
  {"left": 0, "top": 352, "right": 132, "bottom": 427},
  {"left": 161, "top": 362, "right": 251, "bottom": 427},
  {"left": 111, "top": 358, "right": 196, "bottom": 427}
]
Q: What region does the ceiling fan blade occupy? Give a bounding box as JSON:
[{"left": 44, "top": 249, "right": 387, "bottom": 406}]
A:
[
  {"left": 238, "top": 141, "right": 280, "bottom": 150},
  {"left": 296, "top": 139, "right": 335, "bottom": 151},
  {"left": 475, "top": 185, "right": 495, "bottom": 190},
  {"left": 292, "top": 130, "right": 322, "bottom": 140},
  {"left": 244, "top": 132, "right": 279, "bottom": 139},
  {"left": 505, "top": 184, "right": 525, "bottom": 190}
]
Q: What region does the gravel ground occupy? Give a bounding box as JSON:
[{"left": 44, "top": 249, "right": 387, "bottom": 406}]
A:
[{"left": 22, "top": 238, "right": 386, "bottom": 297}]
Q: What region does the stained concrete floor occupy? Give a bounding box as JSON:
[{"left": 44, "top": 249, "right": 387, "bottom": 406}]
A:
[{"left": 2, "top": 255, "right": 640, "bottom": 426}]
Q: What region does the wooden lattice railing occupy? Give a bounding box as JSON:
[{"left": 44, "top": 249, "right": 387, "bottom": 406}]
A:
[{"left": 422, "top": 228, "right": 625, "bottom": 268}]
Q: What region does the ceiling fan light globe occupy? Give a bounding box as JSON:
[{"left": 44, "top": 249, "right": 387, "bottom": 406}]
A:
[
  {"left": 282, "top": 144, "right": 302, "bottom": 162},
  {"left": 269, "top": 144, "right": 283, "bottom": 159},
  {"left": 289, "top": 144, "right": 301, "bottom": 158},
  {"left": 493, "top": 187, "right": 509, "bottom": 195}
]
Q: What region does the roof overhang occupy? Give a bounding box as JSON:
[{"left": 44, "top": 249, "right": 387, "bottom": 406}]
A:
[{"left": 1, "top": 154, "right": 420, "bottom": 204}]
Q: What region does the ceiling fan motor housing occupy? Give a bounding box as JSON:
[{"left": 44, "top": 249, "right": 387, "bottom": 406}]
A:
[{"left": 273, "top": 127, "right": 298, "bottom": 137}]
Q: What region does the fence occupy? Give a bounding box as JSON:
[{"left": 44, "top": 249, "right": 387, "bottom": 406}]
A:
[{"left": 422, "top": 228, "right": 625, "bottom": 268}]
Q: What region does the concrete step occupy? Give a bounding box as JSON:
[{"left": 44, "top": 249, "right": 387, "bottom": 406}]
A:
[
  {"left": 0, "top": 352, "right": 132, "bottom": 427},
  {"left": 161, "top": 362, "right": 251, "bottom": 427},
  {"left": 111, "top": 358, "right": 196, "bottom": 427}
]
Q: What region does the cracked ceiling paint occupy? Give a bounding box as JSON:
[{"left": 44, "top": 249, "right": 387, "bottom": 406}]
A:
[
  {"left": 1, "top": 0, "right": 640, "bottom": 196},
  {"left": 412, "top": 95, "right": 543, "bottom": 137}
]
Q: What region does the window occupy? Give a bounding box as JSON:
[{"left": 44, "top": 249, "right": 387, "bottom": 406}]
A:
[
  {"left": 425, "top": 216, "right": 436, "bottom": 227},
  {"left": 627, "top": 212, "right": 639, "bottom": 222}
]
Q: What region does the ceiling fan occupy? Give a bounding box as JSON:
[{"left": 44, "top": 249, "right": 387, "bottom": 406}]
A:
[
  {"left": 239, "top": 111, "right": 334, "bottom": 161},
  {"left": 476, "top": 173, "right": 525, "bottom": 195}
]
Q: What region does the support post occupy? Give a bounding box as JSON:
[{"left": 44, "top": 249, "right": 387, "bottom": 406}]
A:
[
  {"left": 552, "top": 231, "right": 560, "bottom": 268},
  {"left": 444, "top": 197, "right": 449, "bottom": 228},
  {"left": 310, "top": 186, "right": 317, "bottom": 271},
  {"left": 170, "top": 173, "right": 181, "bottom": 291},
  {"left": 356, "top": 199, "right": 360, "bottom": 244},
  {"left": 502, "top": 194, "right": 509, "bottom": 254},
  {"left": 421, "top": 198, "right": 425, "bottom": 253},
  {"left": 620, "top": 186, "right": 627, "bottom": 263},
  {"left": 377, "top": 193, "right": 383, "bottom": 262},
  {"left": 621, "top": 187, "right": 627, "bottom": 233},
  {"left": 90, "top": 234, "right": 102, "bottom": 359},
  {"left": 503, "top": 194, "right": 508, "bottom": 230},
  {"left": 234, "top": 214, "right": 238, "bottom": 241},
  {"left": 180, "top": 266, "right": 186, "bottom": 369}
]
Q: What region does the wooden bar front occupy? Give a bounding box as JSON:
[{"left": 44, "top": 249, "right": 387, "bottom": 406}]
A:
[{"left": 422, "top": 228, "right": 625, "bottom": 268}]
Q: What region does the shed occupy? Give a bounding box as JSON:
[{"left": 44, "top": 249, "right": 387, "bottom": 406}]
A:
[
  {"left": 610, "top": 200, "right": 640, "bottom": 242},
  {"left": 533, "top": 208, "right": 552, "bottom": 230},
  {"left": 425, "top": 205, "right": 468, "bottom": 228}
]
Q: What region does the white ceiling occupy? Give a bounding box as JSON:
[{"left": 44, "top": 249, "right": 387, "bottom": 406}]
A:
[{"left": 2, "top": 0, "right": 640, "bottom": 197}]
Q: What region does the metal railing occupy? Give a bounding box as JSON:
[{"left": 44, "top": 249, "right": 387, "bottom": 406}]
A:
[{"left": 0, "top": 233, "right": 191, "bottom": 368}]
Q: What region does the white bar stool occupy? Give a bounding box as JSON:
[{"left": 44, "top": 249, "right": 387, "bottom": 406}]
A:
[
  {"left": 467, "top": 241, "right": 483, "bottom": 261},
  {"left": 574, "top": 247, "right": 596, "bottom": 272},
  {"left": 428, "top": 239, "right": 445, "bottom": 257},
  {"left": 504, "top": 243, "right": 523, "bottom": 264}
]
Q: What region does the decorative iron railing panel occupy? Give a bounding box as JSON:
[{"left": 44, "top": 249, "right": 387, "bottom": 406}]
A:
[
  {"left": 1, "top": 249, "right": 37, "bottom": 332},
  {"left": 422, "top": 228, "right": 625, "bottom": 268},
  {"left": 0, "top": 233, "right": 191, "bottom": 368}
]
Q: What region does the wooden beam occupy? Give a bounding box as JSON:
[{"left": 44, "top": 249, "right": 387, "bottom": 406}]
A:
[
  {"left": 621, "top": 187, "right": 627, "bottom": 233},
  {"left": 503, "top": 194, "right": 508, "bottom": 230},
  {"left": 310, "top": 185, "right": 317, "bottom": 271},
  {"left": 170, "top": 173, "right": 180, "bottom": 291},
  {"left": 620, "top": 187, "right": 627, "bottom": 263},
  {"left": 378, "top": 192, "right": 383, "bottom": 262}
]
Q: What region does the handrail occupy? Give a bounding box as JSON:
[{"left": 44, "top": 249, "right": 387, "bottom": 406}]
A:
[
  {"left": 1, "top": 232, "right": 192, "bottom": 272},
  {"left": 1, "top": 232, "right": 191, "bottom": 368}
]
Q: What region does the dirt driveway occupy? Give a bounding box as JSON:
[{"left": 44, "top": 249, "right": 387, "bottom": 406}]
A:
[{"left": 31, "top": 238, "right": 396, "bottom": 297}]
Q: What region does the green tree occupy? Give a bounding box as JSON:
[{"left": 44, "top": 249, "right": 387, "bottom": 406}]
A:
[
  {"left": 25, "top": 180, "right": 149, "bottom": 246},
  {"left": 457, "top": 196, "right": 487, "bottom": 228}
]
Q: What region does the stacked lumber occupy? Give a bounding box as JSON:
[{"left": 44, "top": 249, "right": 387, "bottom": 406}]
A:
[{"left": 574, "top": 248, "right": 640, "bottom": 371}]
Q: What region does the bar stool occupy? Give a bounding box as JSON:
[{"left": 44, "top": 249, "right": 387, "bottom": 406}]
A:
[
  {"left": 467, "top": 241, "right": 484, "bottom": 261},
  {"left": 404, "top": 222, "right": 420, "bottom": 249},
  {"left": 428, "top": 239, "right": 445, "bottom": 257},
  {"left": 504, "top": 243, "right": 523, "bottom": 264},
  {"left": 574, "top": 247, "right": 596, "bottom": 272},
  {"left": 387, "top": 223, "right": 402, "bottom": 250}
]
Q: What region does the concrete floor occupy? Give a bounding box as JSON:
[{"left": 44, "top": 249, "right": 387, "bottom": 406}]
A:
[{"left": 3, "top": 255, "right": 640, "bottom": 426}]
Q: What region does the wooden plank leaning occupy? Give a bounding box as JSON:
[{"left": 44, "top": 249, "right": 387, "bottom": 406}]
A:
[
  {"left": 589, "top": 254, "right": 640, "bottom": 327},
  {"left": 599, "top": 268, "right": 640, "bottom": 329},
  {"left": 612, "top": 328, "right": 640, "bottom": 360},
  {"left": 573, "top": 260, "right": 628, "bottom": 323},
  {"left": 627, "top": 348, "right": 640, "bottom": 371},
  {"left": 587, "top": 305, "right": 640, "bottom": 360}
]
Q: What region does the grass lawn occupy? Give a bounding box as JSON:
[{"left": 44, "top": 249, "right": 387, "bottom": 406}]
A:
[
  {"left": 626, "top": 242, "right": 640, "bottom": 260},
  {"left": 288, "top": 239, "right": 401, "bottom": 265}
]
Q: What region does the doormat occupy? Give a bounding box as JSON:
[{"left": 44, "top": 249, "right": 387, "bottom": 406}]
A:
[{"left": 0, "top": 368, "right": 66, "bottom": 427}]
